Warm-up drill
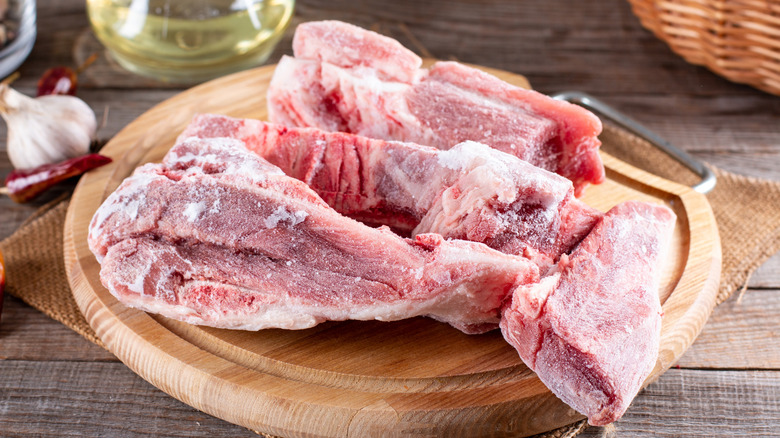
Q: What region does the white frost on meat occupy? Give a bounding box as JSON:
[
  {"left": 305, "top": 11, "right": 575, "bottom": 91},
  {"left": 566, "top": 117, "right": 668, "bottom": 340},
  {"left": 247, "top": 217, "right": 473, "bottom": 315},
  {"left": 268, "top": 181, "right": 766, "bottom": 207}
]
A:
[
  {"left": 183, "top": 202, "right": 206, "bottom": 222},
  {"left": 264, "top": 206, "right": 309, "bottom": 229}
]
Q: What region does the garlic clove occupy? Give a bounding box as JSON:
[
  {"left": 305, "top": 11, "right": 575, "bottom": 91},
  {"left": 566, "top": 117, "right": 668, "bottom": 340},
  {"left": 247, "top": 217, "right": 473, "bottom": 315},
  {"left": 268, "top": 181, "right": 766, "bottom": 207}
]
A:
[{"left": 0, "top": 83, "right": 97, "bottom": 170}]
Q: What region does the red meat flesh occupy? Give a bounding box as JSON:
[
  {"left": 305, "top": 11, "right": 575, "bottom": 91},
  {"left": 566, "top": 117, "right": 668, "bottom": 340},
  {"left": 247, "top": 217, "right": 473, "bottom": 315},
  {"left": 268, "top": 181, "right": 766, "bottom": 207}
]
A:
[
  {"left": 500, "top": 201, "right": 676, "bottom": 425},
  {"left": 89, "top": 136, "right": 540, "bottom": 333},
  {"left": 267, "top": 20, "right": 604, "bottom": 196},
  {"left": 180, "top": 114, "right": 601, "bottom": 267},
  {"left": 90, "top": 128, "right": 675, "bottom": 425},
  {"left": 177, "top": 114, "right": 673, "bottom": 424}
]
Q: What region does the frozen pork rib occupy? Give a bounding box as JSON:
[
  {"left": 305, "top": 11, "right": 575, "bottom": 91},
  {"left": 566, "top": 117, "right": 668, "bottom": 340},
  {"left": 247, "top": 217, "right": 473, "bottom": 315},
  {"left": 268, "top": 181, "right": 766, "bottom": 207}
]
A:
[
  {"left": 88, "top": 136, "right": 540, "bottom": 333},
  {"left": 90, "top": 129, "right": 675, "bottom": 425},
  {"left": 180, "top": 114, "right": 602, "bottom": 267},
  {"left": 267, "top": 20, "right": 605, "bottom": 196},
  {"left": 179, "top": 115, "right": 673, "bottom": 424},
  {"left": 501, "top": 201, "right": 676, "bottom": 425}
]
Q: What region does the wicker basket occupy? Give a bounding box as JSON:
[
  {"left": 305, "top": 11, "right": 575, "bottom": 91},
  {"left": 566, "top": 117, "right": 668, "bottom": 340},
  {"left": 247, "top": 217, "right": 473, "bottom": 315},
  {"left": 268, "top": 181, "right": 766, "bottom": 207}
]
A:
[{"left": 627, "top": 0, "right": 780, "bottom": 96}]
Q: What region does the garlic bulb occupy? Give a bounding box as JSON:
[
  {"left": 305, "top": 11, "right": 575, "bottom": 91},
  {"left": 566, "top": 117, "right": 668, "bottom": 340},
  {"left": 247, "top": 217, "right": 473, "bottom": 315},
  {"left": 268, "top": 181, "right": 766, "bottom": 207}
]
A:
[{"left": 0, "top": 83, "right": 97, "bottom": 170}]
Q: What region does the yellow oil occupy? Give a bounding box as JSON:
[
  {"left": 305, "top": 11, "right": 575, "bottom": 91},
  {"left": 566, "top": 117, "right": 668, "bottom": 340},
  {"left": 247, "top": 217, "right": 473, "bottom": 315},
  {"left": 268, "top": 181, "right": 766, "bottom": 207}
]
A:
[{"left": 87, "top": 0, "right": 295, "bottom": 83}]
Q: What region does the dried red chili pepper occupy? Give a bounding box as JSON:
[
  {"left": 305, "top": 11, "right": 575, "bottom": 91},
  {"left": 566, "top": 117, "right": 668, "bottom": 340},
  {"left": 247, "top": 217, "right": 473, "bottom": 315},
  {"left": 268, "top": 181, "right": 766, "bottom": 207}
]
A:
[
  {"left": 37, "top": 66, "right": 78, "bottom": 96},
  {"left": 36, "top": 53, "right": 99, "bottom": 97},
  {"left": 1, "top": 153, "right": 112, "bottom": 203}
]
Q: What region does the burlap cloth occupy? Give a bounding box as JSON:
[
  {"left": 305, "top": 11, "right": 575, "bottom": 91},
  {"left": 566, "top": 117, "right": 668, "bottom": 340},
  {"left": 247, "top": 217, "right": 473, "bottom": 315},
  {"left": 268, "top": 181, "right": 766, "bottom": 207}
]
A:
[{"left": 2, "top": 124, "right": 779, "bottom": 438}]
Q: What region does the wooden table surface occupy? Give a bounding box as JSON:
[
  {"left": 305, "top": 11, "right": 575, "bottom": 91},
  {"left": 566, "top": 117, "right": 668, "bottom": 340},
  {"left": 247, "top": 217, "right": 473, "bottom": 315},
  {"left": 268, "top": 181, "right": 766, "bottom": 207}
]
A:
[{"left": 1, "top": 0, "right": 779, "bottom": 436}]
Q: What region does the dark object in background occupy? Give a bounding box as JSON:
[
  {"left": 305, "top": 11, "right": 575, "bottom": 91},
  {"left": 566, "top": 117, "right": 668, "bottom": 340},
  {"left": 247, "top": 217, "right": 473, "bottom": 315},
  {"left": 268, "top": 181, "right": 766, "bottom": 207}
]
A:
[{"left": 0, "top": 0, "right": 18, "bottom": 47}]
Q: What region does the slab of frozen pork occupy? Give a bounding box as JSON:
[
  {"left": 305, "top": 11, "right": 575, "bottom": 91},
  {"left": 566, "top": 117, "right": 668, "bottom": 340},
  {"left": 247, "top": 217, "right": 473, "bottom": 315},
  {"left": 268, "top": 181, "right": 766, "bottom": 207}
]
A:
[
  {"left": 180, "top": 114, "right": 602, "bottom": 268},
  {"left": 88, "top": 136, "right": 541, "bottom": 333},
  {"left": 180, "top": 114, "right": 674, "bottom": 425},
  {"left": 267, "top": 20, "right": 605, "bottom": 196},
  {"left": 501, "top": 201, "right": 676, "bottom": 425},
  {"left": 90, "top": 121, "right": 673, "bottom": 426}
]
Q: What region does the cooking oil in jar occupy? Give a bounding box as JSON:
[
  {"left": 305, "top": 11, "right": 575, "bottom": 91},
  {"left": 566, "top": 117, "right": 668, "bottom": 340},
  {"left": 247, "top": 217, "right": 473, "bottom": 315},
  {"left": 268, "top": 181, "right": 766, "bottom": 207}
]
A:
[{"left": 87, "top": 0, "right": 295, "bottom": 83}]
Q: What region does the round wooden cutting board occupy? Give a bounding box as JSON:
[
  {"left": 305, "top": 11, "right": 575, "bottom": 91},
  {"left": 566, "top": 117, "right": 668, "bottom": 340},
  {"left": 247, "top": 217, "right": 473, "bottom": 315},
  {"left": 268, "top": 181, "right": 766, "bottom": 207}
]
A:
[{"left": 63, "top": 63, "right": 721, "bottom": 437}]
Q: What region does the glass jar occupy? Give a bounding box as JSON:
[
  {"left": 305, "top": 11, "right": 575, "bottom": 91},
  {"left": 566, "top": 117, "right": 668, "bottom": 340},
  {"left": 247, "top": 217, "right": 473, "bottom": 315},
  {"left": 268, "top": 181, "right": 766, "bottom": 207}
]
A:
[{"left": 87, "top": 0, "right": 295, "bottom": 84}]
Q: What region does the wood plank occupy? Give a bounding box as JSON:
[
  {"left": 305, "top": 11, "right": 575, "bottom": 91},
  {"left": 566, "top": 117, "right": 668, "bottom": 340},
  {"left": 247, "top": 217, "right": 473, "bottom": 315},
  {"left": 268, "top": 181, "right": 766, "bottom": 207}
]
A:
[
  {"left": 590, "top": 95, "right": 780, "bottom": 181},
  {"left": 696, "top": 152, "right": 780, "bottom": 183},
  {"left": 0, "top": 296, "right": 115, "bottom": 361},
  {"left": 14, "top": 0, "right": 776, "bottom": 98},
  {"left": 677, "top": 288, "right": 780, "bottom": 369},
  {"left": 1, "top": 361, "right": 778, "bottom": 438},
  {"left": 80, "top": 89, "right": 181, "bottom": 140},
  {"left": 0, "top": 198, "right": 38, "bottom": 241},
  {"left": 292, "top": 0, "right": 767, "bottom": 97},
  {"left": 22, "top": 0, "right": 99, "bottom": 71},
  {"left": 593, "top": 95, "right": 780, "bottom": 154},
  {"left": 9, "top": 0, "right": 775, "bottom": 101},
  {"left": 0, "top": 360, "right": 256, "bottom": 437},
  {"left": 580, "top": 369, "right": 780, "bottom": 437},
  {"left": 748, "top": 252, "right": 780, "bottom": 289}
]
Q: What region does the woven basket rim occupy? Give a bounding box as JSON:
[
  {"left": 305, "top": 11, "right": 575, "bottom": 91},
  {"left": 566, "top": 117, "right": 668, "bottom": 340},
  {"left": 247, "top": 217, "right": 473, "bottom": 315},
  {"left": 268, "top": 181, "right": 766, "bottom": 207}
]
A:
[{"left": 627, "top": 0, "right": 780, "bottom": 96}]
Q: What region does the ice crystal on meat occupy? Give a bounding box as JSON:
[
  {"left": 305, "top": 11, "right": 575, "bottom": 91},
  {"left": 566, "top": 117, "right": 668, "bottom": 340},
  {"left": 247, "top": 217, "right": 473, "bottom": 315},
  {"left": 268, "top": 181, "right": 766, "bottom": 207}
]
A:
[
  {"left": 264, "top": 206, "right": 309, "bottom": 229},
  {"left": 183, "top": 202, "right": 206, "bottom": 222}
]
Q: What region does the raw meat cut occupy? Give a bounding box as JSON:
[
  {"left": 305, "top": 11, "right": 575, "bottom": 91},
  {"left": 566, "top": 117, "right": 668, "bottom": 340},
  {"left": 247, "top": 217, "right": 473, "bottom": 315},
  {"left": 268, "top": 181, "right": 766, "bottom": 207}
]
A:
[
  {"left": 88, "top": 136, "right": 541, "bottom": 333},
  {"left": 178, "top": 114, "right": 673, "bottom": 424},
  {"left": 87, "top": 132, "right": 675, "bottom": 425},
  {"left": 500, "top": 201, "right": 676, "bottom": 426},
  {"left": 267, "top": 20, "right": 605, "bottom": 196},
  {"left": 179, "top": 114, "right": 602, "bottom": 267}
]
